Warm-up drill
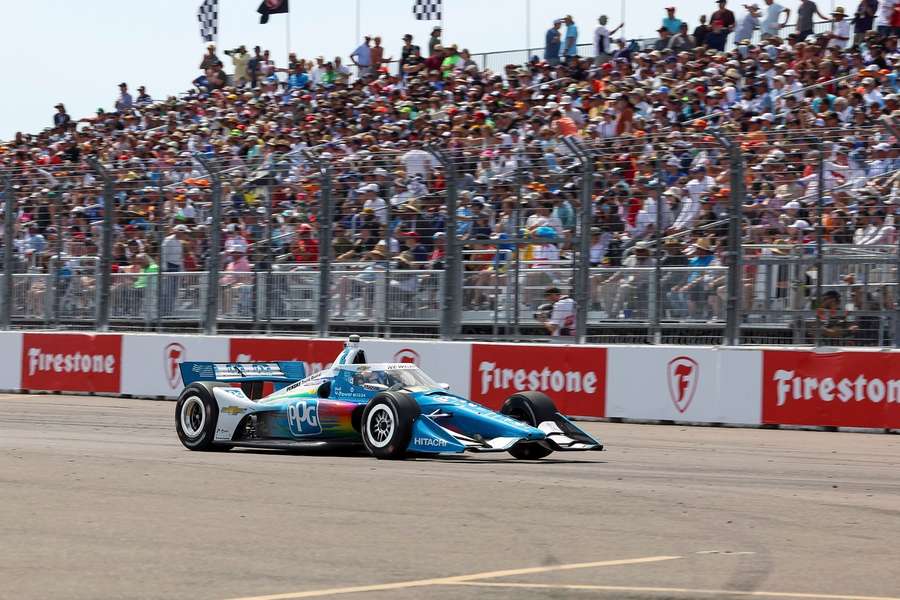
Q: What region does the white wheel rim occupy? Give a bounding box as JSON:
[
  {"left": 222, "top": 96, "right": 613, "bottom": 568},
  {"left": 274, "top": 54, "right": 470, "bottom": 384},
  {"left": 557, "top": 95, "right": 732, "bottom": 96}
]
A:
[
  {"left": 181, "top": 396, "right": 206, "bottom": 438},
  {"left": 366, "top": 404, "right": 395, "bottom": 449}
]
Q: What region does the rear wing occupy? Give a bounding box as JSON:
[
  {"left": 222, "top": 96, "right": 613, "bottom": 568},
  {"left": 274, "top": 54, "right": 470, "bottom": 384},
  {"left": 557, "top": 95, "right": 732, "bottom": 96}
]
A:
[{"left": 180, "top": 361, "right": 306, "bottom": 392}]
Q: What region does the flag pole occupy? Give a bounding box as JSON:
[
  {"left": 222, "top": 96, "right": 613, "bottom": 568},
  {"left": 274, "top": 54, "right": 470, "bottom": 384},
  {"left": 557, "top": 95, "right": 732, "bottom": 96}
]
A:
[
  {"left": 285, "top": 8, "right": 292, "bottom": 66},
  {"left": 355, "top": 0, "right": 360, "bottom": 46},
  {"left": 526, "top": 0, "right": 531, "bottom": 56},
  {"left": 620, "top": 0, "right": 626, "bottom": 39}
]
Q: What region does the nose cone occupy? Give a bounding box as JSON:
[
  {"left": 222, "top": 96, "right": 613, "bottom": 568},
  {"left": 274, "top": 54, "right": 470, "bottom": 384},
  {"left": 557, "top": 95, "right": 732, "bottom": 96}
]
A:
[{"left": 424, "top": 394, "right": 547, "bottom": 441}]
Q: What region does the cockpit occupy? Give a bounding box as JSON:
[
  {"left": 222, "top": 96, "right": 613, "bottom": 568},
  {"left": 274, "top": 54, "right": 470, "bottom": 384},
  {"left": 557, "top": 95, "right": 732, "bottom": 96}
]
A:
[{"left": 348, "top": 364, "right": 440, "bottom": 391}]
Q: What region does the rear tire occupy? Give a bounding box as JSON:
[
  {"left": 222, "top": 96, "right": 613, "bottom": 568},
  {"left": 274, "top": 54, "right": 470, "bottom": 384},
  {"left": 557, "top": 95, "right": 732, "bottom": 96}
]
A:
[
  {"left": 361, "top": 391, "right": 420, "bottom": 459},
  {"left": 176, "top": 382, "right": 232, "bottom": 451},
  {"left": 501, "top": 391, "right": 557, "bottom": 460}
]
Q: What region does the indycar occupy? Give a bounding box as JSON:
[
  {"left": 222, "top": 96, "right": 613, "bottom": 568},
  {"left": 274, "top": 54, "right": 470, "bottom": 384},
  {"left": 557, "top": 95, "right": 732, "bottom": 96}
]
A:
[{"left": 175, "top": 336, "right": 603, "bottom": 460}]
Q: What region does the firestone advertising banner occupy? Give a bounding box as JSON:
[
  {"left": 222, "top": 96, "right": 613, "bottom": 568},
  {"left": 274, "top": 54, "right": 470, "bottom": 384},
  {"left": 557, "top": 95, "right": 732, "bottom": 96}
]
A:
[
  {"left": 229, "top": 337, "right": 344, "bottom": 375},
  {"left": 606, "top": 347, "right": 762, "bottom": 424},
  {"left": 469, "top": 343, "right": 606, "bottom": 417},
  {"left": 763, "top": 350, "right": 900, "bottom": 429},
  {"left": 21, "top": 332, "right": 122, "bottom": 394}
]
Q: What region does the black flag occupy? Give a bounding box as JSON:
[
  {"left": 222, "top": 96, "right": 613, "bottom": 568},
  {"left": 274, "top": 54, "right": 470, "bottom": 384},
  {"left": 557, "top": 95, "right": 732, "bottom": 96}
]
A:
[{"left": 258, "top": 0, "right": 289, "bottom": 24}]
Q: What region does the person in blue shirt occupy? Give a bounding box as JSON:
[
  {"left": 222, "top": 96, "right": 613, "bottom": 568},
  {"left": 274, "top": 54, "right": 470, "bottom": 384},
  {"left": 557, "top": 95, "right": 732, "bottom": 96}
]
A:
[
  {"left": 545, "top": 19, "right": 562, "bottom": 65},
  {"left": 350, "top": 36, "right": 372, "bottom": 77},
  {"left": 563, "top": 15, "right": 578, "bottom": 57},
  {"left": 662, "top": 7, "right": 683, "bottom": 33},
  {"left": 287, "top": 63, "right": 309, "bottom": 89}
]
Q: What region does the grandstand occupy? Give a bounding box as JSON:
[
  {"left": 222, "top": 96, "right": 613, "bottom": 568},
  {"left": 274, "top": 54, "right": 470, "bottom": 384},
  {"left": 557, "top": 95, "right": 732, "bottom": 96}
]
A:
[{"left": 1, "top": 9, "right": 898, "bottom": 347}]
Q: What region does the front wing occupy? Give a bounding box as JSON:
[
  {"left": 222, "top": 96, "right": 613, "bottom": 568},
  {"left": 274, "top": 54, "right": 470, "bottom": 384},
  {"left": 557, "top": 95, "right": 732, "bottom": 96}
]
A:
[{"left": 406, "top": 412, "right": 603, "bottom": 454}]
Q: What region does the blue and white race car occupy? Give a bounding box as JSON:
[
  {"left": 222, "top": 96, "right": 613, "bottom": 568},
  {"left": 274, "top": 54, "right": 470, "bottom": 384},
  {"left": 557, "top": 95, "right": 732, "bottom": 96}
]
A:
[{"left": 175, "top": 335, "right": 603, "bottom": 459}]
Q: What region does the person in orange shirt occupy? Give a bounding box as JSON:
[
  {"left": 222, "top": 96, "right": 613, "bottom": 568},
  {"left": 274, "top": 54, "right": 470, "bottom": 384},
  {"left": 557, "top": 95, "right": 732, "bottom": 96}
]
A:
[
  {"left": 613, "top": 94, "right": 634, "bottom": 135},
  {"left": 551, "top": 110, "right": 578, "bottom": 136}
]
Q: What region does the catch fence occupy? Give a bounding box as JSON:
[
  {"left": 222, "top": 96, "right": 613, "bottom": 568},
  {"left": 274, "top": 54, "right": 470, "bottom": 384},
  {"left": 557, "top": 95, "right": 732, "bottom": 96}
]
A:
[{"left": 1, "top": 123, "right": 898, "bottom": 347}]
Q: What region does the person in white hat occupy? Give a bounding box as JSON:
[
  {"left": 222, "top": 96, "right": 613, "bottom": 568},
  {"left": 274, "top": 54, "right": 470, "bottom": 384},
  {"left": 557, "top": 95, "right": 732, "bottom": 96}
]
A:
[
  {"left": 358, "top": 183, "right": 387, "bottom": 225},
  {"left": 827, "top": 7, "right": 851, "bottom": 49}
]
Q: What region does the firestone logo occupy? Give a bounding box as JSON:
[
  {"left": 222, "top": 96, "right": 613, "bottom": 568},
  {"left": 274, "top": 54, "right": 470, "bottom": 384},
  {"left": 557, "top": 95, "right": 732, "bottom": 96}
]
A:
[
  {"left": 667, "top": 356, "right": 698, "bottom": 413},
  {"left": 27, "top": 347, "right": 116, "bottom": 376},
  {"left": 165, "top": 342, "right": 186, "bottom": 389},
  {"left": 478, "top": 361, "right": 598, "bottom": 396},
  {"left": 772, "top": 370, "right": 900, "bottom": 406},
  {"left": 393, "top": 349, "right": 420, "bottom": 365}
]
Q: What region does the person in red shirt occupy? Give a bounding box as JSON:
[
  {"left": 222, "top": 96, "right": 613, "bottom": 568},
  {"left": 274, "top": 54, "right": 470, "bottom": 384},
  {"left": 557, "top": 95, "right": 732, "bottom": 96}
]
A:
[
  {"left": 291, "top": 223, "right": 319, "bottom": 263},
  {"left": 710, "top": 0, "right": 736, "bottom": 33},
  {"left": 424, "top": 46, "right": 445, "bottom": 73},
  {"left": 429, "top": 232, "right": 446, "bottom": 264}
]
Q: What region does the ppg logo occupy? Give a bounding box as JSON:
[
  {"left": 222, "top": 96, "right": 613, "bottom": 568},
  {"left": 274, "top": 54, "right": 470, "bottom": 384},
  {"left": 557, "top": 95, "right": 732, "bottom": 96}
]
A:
[{"left": 287, "top": 400, "right": 322, "bottom": 437}]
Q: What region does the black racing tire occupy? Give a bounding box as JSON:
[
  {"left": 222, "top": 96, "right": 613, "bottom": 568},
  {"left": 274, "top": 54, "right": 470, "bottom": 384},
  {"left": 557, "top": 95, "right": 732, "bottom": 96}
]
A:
[
  {"left": 361, "top": 391, "right": 420, "bottom": 459},
  {"left": 175, "top": 382, "right": 233, "bottom": 451},
  {"left": 501, "top": 391, "right": 558, "bottom": 460}
]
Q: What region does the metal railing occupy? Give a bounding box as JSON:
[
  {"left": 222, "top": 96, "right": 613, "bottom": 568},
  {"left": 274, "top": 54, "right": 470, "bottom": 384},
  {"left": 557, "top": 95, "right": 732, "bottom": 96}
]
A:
[
  {"left": 467, "top": 20, "right": 835, "bottom": 73},
  {"left": 2, "top": 124, "right": 899, "bottom": 347}
]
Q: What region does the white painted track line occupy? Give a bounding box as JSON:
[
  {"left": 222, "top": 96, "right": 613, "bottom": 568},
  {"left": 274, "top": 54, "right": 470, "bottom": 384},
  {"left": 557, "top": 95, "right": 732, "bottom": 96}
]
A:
[
  {"left": 224, "top": 555, "right": 682, "bottom": 600},
  {"left": 448, "top": 581, "right": 900, "bottom": 600}
]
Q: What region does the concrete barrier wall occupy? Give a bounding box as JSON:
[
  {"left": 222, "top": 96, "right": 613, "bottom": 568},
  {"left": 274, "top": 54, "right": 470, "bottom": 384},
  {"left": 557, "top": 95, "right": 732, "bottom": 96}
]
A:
[{"left": 2, "top": 331, "right": 898, "bottom": 430}]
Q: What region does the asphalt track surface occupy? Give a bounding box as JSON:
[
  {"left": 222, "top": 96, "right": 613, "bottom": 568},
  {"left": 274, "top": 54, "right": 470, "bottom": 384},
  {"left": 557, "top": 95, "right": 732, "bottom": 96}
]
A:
[{"left": 2, "top": 394, "right": 900, "bottom": 600}]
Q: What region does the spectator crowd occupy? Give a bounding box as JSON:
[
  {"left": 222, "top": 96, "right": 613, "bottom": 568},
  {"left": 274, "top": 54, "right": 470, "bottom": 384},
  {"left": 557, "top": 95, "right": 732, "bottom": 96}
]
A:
[{"left": 1, "top": 0, "right": 898, "bottom": 330}]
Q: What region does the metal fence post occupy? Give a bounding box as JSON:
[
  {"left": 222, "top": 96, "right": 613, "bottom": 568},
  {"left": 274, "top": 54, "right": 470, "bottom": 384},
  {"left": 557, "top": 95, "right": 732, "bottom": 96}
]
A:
[
  {"left": 155, "top": 177, "right": 166, "bottom": 330},
  {"left": 562, "top": 137, "right": 593, "bottom": 343},
  {"left": 708, "top": 131, "right": 744, "bottom": 346},
  {"left": 304, "top": 151, "right": 332, "bottom": 339},
  {"left": 652, "top": 151, "right": 666, "bottom": 345},
  {"left": 1, "top": 173, "right": 13, "bottom": 330},
  {"left": 813, "top": 137, "right": 826, "bottom": 347},
  {"left": 513, "top": 153, "right": 525, "bottom": 337},
  {"left": 428, "top": 146, "right": 460, "bottom": 339},
  {"left": 884, "top": 118, "right": 900, "bottom": 348},
  {"left": 87, "top": 158, "right": 114, "bottom": 332},
  {"left": 51, "top": 198, "right": 63, "bottom": 327},
  {"left": 194, "top": 154, "right": 222, "bottom": 335},
  {"left": 263, "top": 169, "right": 274, "bottom": 331}
]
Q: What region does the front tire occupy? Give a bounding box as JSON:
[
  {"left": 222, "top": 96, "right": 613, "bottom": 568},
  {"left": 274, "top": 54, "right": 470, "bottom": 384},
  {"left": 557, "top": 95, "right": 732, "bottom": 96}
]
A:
[
  {"left": 361, "top": 391, "right": 420, "bottom": 459},
  {"left": 501, "top": 391, "right": 557, "bottom": 460},
  {"left": 176, "top": 382, "right": 232, "bottom": 451}
]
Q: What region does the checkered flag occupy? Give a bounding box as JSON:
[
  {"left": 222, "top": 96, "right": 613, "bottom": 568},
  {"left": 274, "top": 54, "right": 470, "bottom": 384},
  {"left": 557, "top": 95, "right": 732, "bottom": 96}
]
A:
[
  {"left": 197, "top": 0, "right": 218, "bottom": 42},
  {"left": 413, "top": 0, "right": 442, "bottom": 21}
]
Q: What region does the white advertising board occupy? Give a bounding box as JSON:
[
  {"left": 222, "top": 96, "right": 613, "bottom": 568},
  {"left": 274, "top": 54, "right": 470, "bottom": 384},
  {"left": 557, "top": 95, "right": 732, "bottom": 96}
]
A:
[
  {"left": 0, "top": 331, "right": 22, "bottom": 390},
  {"left": 121, "top": 334, "right": 229, "bottom": 398},
  {"left": 606, "top": 347, "right": 762, "bottom": 425},
  {"left": 361, "top": 339, "right": 472, "bottom": 398}
]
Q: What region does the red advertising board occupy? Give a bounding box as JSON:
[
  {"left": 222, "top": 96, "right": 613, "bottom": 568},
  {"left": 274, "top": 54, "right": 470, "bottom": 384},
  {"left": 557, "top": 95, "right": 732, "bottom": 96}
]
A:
[
  {"left": 470, "top": 343, "right": 606, "bottom": 417},
  {"left": 229, "top": 337, "right": 344, "bottom": 375},
  {"left": 763, "top": 350, "right": 900, "bottom": 428},
  {"left": 21, "top": 333, "right": 122, "bottom": 393}
]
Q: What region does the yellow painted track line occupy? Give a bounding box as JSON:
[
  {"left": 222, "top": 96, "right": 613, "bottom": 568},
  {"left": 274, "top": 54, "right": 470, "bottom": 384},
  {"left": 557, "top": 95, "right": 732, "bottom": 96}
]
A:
[
  {"left": 224, "top": 554, "right": 682, "bottom": 600},
  {"left": 448, "top": 581, "right": 900, "bottom": 600}
]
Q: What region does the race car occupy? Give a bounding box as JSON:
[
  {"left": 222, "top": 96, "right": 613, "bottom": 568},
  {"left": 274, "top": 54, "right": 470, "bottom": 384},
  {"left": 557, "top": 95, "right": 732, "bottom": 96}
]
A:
[{"left": 175, "top": 335, "right": 603, "bottom": 459}]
